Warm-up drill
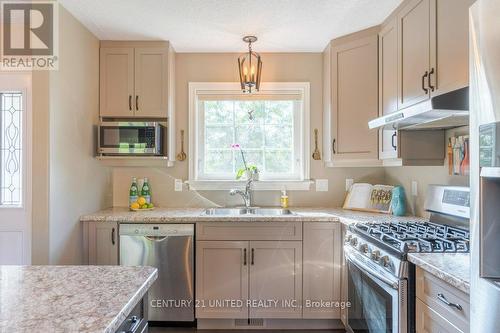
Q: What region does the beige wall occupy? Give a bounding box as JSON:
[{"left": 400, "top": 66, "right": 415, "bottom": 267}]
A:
[
  {"left": 45, "top": 6, "right": 111, "bottom": 264},
  {"left": 112, "top": 52, "right": 386, "bottom": 208},
  {"left": 385, "top": 127, "right": 470, "bottom": 217}
]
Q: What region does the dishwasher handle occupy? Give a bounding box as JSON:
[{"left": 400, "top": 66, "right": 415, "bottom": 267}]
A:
[{"left": 144, "top": 236, "right": 169, "bottom": 242}]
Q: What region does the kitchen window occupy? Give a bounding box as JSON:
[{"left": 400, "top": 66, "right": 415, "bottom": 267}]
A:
[{"left": 188, "top": 82, "right": 310, "bottom": 190}]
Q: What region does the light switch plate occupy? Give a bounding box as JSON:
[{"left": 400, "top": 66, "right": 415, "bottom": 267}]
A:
[
  {"left": 346, "top": 178, "right": 354, "bottom": 192},
  {"left": 174, "top": 179, "right": 183, "bottom": 192},
  {"left": 411, "top": 181, "right": 418, "bottom": 196},
  {"left": 315, "top": 179, "right": 329, "bottom": 192}
]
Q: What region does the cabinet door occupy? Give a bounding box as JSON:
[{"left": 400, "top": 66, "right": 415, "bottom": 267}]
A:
[
  {"left": 331, "top": 35, "right": 378, "bottom": 163},
  {"left": 379, "top": 18, "right": 398, "bottom": 116},
  {"left": 249, "top": 241, "right": 302, "bottom": 319},
  {"left": 429, "top": 0, "right": 474, "bottom": 96},
  {"left": 416, "top": 298, "right": 464, "bottom": 333},
  {"left": 87, "top": 222, "right": 118, "bottom": 265},
  {"left": 380, "top": 129, "right": 399, "bottom": 160},
  {"left": 134, "top": 48, "right": 169, "bottom": 118},
  {"left": 196, "top": 241, "right": 249, "bottom": 319},
  {"left": 303, "top": 223, "right": 342, "bottom": 319},
  {"left": 100, "top": 48, "right": 135, "bottom": 118},
  {"left": 398, "top": 0, "right": 431, "bottom": 109}
]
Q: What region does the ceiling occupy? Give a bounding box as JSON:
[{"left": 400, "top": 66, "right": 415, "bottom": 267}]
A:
[{"left": 59, "top": 0, "right": 402, "bottom": 53}]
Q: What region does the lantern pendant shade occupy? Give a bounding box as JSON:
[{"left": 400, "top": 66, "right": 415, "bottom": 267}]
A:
[{"left": 238, "top": 36, "right": 263, "bottom": 93}]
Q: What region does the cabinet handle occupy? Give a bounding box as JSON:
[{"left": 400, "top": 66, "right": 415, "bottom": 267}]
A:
[
  {"left": 428, "top": 68, "right": 435, "bottom": 92},
  {"left": 129, "top": 95, "right": 132, "bottom": 111},
  {"left": 437, "top": 293, "right": 463, "bottom": 311},
  {"left": 332, "top": 139, "right": 336, "bottom": 155},
  {"left": 422, "top": 71, "right": 429, "bottom": 94},
  {"left": 391, "top": 132, "right": 397, "bottom": 151},
  {"left": 111, "top": 227, "right": 115, "bottom": 245},
  {"left": 243, "top": 248, "right": 247, "bottom": 266},
  {"left": 136, "top": 96, "right": 139, "bottom": 111},
  {"left": 251, "top": 248, "right": 254, "bottom": 265}
]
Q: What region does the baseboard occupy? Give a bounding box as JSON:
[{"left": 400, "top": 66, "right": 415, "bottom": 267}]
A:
[{"left": 196, "top": 318, "right": 344, "bottom": 330}]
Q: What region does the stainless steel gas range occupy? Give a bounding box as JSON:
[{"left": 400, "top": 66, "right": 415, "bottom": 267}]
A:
[{"left": 344, "top": 185, "right": 470, "bottom": 333}]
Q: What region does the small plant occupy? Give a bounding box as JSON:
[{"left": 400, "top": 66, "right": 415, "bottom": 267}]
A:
[{"left": 231, "top": 144, "right": 259, "bottom": 180}]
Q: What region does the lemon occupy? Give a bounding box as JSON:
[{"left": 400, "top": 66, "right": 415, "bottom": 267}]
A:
[
  {"left": 130, "top": 202, "right": 140, "bottom": 210},
  {"left": 137, "top": 197, "right": 147, "bottom": 206}
]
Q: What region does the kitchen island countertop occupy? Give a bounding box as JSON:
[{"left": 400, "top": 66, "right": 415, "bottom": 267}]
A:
[{"left": 0, "top": 265, "right": 157, "bottom": 333}]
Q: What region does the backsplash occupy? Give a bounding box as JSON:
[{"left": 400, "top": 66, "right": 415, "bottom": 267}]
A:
[{"left": 112, "top": 167, "right": 386, "bottom": 208}]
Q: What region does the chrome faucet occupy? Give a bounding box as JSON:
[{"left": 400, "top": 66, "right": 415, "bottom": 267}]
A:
[{"left": 230, "top": 178, "right": 253, "bottom": 208}]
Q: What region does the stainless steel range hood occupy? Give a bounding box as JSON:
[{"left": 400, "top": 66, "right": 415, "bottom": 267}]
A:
[{"left": 368, "top": 87, "right": 469, "bottom": 130}]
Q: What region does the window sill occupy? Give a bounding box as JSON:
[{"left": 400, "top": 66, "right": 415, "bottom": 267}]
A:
[{"left": 186, "top": 180, "right": 313, "bottom": 191}]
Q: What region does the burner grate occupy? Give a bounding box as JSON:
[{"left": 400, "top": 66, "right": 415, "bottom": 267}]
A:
[{"left": 351, "top": 221, "right": 470, "bottom": 253}]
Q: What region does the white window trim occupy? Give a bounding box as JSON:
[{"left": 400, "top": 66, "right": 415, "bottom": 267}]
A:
[{"left": 188, "top": 82, "right": 311, "bottom": 191}]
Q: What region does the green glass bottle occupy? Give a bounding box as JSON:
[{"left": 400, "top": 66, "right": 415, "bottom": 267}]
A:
[
  {"left": 129, "top": 177, "right": 138, "bottom": 206},
  {"left": 141, "top": 178, "right": 151, "bottom": 204}
]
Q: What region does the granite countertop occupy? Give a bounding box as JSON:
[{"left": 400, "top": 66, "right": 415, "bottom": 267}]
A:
[
  {"left": 408, "top": 253, "right": 470, "bottom": 294},
  {"left": 0, "top": 265, "right": 157, "bottom": 333},
  {"left": 79, "top": 206, "right": 428, "bottom": 225}
]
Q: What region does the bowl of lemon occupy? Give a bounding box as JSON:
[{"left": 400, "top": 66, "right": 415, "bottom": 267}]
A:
[{"left": 130, "top": 196, "right": 155, "bottom": 211}]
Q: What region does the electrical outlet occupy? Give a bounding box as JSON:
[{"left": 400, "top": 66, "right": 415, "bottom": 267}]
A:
[
  {"left": 174, "top": 179, "right": 183, "bottom": 192},
  {"left": 411, "top": 181, "right": 418, "bottom": 196},
  {"left": 346, "top": 178, "right": 354, "bottom": 192},
  {"left": 315, "top": 179, "right": 329, "bottom": 192}
]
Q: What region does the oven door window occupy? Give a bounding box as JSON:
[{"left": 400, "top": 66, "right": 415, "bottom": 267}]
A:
[
  {"left": 101, "top": 127, "right": 153, "bottom": 149},
  {"left": 347, "top": 261, "right": 396, "bottom": 332}
]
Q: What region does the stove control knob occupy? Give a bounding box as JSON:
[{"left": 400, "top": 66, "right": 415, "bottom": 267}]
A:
[
  {"left": 380, "top": 256, "right": 390, "bottom": 267},
  {"left": 345, "top": 234, "right": 352, "bottom": 243},
  {"left": 350, "top": 238, "right": 358, "bottom": 246},
  {"left": 360, "top": 244, "right": 369, "bottom": 253},
  {"left": 371, "top": 250, "right": 381, "bottom": 261}
]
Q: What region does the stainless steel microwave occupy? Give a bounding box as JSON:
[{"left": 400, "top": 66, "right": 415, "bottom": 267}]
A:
[{"left": 98, "top": 121, "right": 167, "bottom": 156}]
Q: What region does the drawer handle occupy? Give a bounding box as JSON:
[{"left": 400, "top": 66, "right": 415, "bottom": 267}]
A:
[
  {"left": 437, "top": 293, "right": 463, "bottom": 311},
  {"left": 243, "top": 248, "right": 247, "bottom": 266},
  {"left": 251, "top": 248, "right": 254, "bottom": 265}
]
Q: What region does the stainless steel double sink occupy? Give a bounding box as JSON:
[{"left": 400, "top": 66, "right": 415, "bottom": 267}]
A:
[{"left": 203, "top": 208, "right": 294, "bottom": 216}]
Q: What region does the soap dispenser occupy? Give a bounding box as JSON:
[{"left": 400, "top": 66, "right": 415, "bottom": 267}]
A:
[{"left": 280, "top": 189, "right": 289, "bottom": 208}]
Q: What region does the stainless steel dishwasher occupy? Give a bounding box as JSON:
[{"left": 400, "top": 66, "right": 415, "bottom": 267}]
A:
[{"left": 119, "top": 224, "right": 194, "bottom": 322}]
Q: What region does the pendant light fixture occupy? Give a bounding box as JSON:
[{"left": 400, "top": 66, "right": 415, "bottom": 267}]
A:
[{"left": 238, "top": 36, "right": 263, "bottom": 93}]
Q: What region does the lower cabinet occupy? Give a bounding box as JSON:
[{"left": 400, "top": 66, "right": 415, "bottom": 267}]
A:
[
  {"left": 416, "top": 298, "right": 464, "bottom": 333},
  {"left": 83, "top": 221, "right": 118, "bottom": 265},
  {"left": 303, "top": 222, "right": 343, "bottom": 319},
  {"left": 416, "top": 267, "right": 470, "bottom": 333},
  {"left": 249, "top": 241, "right": 302, "bottom": 319},
  {"left": 196, "top": 239, "right": 302, "bottom": 319},
  {"left": 195, "top": 222, "right": 343, "bottom": 321}
]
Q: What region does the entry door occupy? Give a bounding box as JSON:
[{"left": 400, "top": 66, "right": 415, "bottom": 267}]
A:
[{"left": 0, "top": 73, "right": 32, "bottom": 264}]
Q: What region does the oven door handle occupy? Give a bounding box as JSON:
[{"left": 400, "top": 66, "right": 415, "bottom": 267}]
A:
[{"left": 345, "top": 251, "right": 400, "bottom": 290}]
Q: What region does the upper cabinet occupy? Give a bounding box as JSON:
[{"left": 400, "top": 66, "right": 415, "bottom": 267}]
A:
[
  {"left": 431, "top": 0, "right": 474, "bottom": 96},
  {"left": 323, "top": 27, "right": 381, "bottom": 167},
  {"left": 376, "top": 0, "right": 473, "bottom": 165},
  {"left": 398, "top": 0, "right": 432, "bottom": 109},
  {"left": 100, "top": 41, "right": 175, "bottom": 119},
  {"left": 396, "top": 0, "right": 473, "bottom": 108}
]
